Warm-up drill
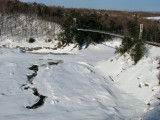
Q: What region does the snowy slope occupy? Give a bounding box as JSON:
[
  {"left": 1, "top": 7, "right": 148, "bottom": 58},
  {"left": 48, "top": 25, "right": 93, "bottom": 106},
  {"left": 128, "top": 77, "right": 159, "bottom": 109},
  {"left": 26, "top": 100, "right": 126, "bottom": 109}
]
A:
[
  {"left": 96, "top": 45, "right": 160, "bottom": 120},
  {"left": 0, "top": 39, "right": 160, "bottom": 120}
]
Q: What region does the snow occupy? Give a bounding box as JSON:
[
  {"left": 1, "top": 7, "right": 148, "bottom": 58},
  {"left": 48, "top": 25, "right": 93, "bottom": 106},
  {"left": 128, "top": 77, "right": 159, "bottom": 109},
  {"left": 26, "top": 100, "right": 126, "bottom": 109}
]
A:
[
  {"left": 96, "top": 44, "right": 160, "bottom": 119},
  {"left": 144, "top": 16, "right": 160, "bottom": 20},
  {"left": 0, "top": 39, "right": 160, "bottom": 120}
]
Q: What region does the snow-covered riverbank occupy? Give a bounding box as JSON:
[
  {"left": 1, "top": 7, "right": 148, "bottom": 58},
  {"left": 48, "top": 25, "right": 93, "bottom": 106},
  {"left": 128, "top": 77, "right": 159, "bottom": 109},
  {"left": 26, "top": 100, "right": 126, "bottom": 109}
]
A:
[{"left": 0, "top": 39, "right": 159, "bottom": 120}]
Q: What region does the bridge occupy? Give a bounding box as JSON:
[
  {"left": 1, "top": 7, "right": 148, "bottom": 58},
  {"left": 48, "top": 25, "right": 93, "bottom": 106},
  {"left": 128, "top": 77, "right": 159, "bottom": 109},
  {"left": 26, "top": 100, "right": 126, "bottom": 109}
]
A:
[
  {"left": 74, "top": 18, "right": 160, "bottom": 47},
  {"left": 73, "top": 18, "right": 125, "bottom": 38},
  {"left": 76, "top": 28, "right": 125, "bottom": 38}
]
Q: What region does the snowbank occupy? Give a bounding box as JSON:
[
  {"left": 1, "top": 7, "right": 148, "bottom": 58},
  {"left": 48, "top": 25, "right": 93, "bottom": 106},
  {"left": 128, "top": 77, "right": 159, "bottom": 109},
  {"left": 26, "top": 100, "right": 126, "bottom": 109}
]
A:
[{"left": 96, "top": 44, "right": 160, "bottom": 119}]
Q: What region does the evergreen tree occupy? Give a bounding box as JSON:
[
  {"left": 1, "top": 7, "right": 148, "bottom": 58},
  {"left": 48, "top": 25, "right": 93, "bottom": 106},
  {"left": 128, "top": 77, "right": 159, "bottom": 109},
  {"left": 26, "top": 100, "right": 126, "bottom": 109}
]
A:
[
  {"left": 127, "top": 20, "right": 138, "bottom": 39},
  {"left": 115, "top": 37, "right": 135, "bottom": 54},
  {"left": 60, "top": 17, "right": 76, "bottom": 44},
  {"left": 130, "top": 41, "right": 145, "bottom": 64}
]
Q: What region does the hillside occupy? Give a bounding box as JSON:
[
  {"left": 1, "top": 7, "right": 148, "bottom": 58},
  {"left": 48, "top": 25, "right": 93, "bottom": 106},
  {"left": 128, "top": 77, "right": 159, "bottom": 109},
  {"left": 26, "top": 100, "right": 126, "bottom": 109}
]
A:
[
  {"left": 96, "top": 43, "right": 160, "bottom": 120},
  {"left": 0, "top": 14, "right": 61, "bottom": 50}
]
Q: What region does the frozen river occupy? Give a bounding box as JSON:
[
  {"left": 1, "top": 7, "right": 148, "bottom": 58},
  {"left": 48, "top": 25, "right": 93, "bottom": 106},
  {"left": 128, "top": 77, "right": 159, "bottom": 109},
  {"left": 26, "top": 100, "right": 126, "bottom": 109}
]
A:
[{"left": 0, "top": 43, "right": 159, "bottom": 120}]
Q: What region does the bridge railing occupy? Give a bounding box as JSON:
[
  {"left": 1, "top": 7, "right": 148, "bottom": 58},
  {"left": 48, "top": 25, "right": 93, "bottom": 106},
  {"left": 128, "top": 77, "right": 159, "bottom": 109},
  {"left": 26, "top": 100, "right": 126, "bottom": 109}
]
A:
[{"left": 76, "top": 28, "right": 125, "bottom": 38}]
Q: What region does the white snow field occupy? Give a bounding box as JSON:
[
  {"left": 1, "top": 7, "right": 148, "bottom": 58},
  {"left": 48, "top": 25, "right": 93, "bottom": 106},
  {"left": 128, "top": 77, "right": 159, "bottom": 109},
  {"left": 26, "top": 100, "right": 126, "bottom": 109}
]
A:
[
  {"left": 144, "top": 16, "right": 160, "bottom": 20},
  {"left": 0, "top": 39, "right": 160, "bottom": 120}
]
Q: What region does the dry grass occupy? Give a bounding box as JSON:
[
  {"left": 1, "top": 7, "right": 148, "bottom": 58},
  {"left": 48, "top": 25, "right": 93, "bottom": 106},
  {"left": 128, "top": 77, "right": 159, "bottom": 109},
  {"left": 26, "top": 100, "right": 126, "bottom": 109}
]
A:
[{"left": 16, "top": 46, "right": 57, "bottom": 51}]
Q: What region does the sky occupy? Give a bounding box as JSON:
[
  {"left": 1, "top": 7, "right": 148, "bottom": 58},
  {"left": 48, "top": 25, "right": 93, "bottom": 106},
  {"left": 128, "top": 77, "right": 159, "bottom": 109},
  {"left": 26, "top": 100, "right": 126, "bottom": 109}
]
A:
[{"left": 20, "top": 0, "right": 160, "bottom": 12}]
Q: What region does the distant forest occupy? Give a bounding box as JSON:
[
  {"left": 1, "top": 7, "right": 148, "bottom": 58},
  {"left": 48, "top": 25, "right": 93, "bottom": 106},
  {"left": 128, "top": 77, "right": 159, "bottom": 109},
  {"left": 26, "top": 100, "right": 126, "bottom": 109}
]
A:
[{"left": 0, "top": 0, "right": 160, "bottom": 46}]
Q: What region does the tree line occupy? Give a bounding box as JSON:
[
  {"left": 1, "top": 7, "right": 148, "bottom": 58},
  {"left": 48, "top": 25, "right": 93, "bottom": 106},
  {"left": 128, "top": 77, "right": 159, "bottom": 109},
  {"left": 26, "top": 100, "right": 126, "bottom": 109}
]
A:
[{"left": 0, "top": 0, "right": 159, "bottom": 41}]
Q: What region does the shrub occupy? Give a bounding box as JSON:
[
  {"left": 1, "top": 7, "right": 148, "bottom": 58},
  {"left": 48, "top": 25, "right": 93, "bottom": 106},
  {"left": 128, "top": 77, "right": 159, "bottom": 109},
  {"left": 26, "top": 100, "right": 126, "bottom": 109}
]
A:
[
  {"left": 75, "top": 31, "right": 85, "bottom": 47},
  {"left": 28, "top": 38, "right": 35, "bottom": 43},
  {"left": 115, "top": 37, "right": 146, "bottom": 64},
  {"left": 130, "top": 41, "right": 145, "bottom": 64},
  {"left": 115, "top": 37, "right": 135, "bottom": 54},
  {"left": 48, "top": 39, "right": 52, "bottom": 42},
  {"left": 45, "top": 39, "right": 52, "bottom": 42}
]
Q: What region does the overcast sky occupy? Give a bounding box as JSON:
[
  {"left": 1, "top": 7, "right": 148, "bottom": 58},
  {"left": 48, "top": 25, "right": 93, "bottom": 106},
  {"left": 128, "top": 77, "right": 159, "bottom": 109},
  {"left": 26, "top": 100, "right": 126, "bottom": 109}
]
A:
[{"left": 20, "top": 0, "right": 160, "bottom": 12}]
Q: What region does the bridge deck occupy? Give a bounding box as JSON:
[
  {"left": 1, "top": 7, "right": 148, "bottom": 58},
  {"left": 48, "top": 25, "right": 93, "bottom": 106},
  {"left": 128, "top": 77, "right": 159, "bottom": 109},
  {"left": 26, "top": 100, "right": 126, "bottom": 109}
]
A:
[{"left": 77, "top": 28, "right": 125, "bottom": 38}]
